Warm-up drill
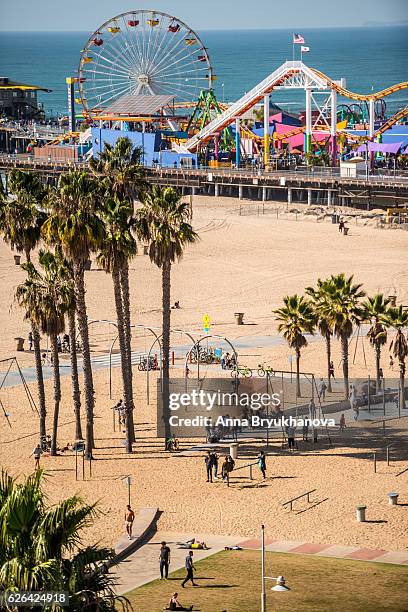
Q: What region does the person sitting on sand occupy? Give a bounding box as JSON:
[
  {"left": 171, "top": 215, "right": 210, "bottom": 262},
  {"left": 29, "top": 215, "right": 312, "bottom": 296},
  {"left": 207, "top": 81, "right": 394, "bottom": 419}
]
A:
[{"left": 167, "top": 592, "right": 193, "bottom": 611}]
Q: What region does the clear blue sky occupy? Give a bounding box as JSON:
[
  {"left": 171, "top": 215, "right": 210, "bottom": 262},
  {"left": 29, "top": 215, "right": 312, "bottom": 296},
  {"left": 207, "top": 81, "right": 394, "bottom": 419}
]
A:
[{"left": 1, "top": 0, "right": 407, "bottom": 31}]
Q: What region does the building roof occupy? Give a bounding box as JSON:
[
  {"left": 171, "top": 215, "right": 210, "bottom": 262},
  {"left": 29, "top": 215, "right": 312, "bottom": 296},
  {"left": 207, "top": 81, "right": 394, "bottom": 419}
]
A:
[
  {"left": 104, "top": 94, "right": 175, "bottom": 116},
  {"left": 0, "top": 77, "right": 51, "bottom": 92}
]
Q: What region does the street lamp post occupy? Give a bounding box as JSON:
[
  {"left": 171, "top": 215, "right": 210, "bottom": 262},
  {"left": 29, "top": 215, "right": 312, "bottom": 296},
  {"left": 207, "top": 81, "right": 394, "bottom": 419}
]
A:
[{"left": 261, "top": 524, "right": 290, "bottom": 611}]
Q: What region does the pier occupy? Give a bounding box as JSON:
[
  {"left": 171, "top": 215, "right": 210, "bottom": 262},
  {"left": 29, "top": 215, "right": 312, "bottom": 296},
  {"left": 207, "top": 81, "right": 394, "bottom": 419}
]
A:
[{"left": 1, "top": 154, "right": 407, "bottom": 209}]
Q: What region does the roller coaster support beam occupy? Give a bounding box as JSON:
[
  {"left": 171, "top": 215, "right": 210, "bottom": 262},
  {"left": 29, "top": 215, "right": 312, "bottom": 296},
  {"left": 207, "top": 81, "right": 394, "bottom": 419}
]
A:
[
  {"left": 235, "top": 117, "right": 241, "bottom": 167},
  {"left": 263, "top": 93, "right": 270, "bottom": 168},
  {"left": 305, "top": 88, "right": 312, "bottom": 159},
  {"left": 214, "top": 133, "right": 219, "bottom": 165},
  {"left": 330, "top": 89, "right": 337, "bottom": 166},
  {"left": 369, "top": 98, "right": 375, "bottom": 168}
]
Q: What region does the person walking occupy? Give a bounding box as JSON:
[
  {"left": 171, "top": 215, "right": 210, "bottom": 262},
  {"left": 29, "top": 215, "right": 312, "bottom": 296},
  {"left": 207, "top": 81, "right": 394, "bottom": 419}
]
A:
[
  {"left": 258, "top": 450, "right": 266, "bottom": 479},
  {"left": 329, "top": 360, "right": 335, "bottom": 380},
  {"left": 159, "top": 541, "right": 171, "bottom": 580},
  {"left": 28, "top": 331, "right": 33, "bottom": 351},
  {"left": 389, "top": 355, "right": 394, "bottom": 371},
  {"left": 308, "top": 398, "right": 316, "bottom": 420},
  {"left": 31, "top": 444, "right": 42, "bottom": 470},
  {"left": 318, "top": 378, "right": 327, "bottom": 402},
  {"left": 212, "top": 451, "right": 219, "bottom": 480},
  {"left": 124, "top": 504, "right": 135, "bottom": 540},
  {"left": 181, "top": 551, "right": 197, "bottom": 587},
  {"left": 205, "top": 450, "right": 214, "bottom": 482},
  {"left": 286, "top": 426, "right": 296, "bottom": 451},
  {"left": 339, "top": 413, "right": 346, "bottom": 432}
]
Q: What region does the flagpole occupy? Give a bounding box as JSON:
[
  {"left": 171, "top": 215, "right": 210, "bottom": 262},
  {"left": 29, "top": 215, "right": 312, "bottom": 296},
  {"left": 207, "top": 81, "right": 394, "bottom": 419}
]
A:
[{"left": 292, "top": 40, "right": 294, "bottom": 64}]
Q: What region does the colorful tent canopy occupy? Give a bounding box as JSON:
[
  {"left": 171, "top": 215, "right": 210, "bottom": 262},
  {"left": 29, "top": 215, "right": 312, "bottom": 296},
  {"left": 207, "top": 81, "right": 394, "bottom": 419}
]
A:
[{"left": 357, "top": 142, "right": 404, "bottom": 154}]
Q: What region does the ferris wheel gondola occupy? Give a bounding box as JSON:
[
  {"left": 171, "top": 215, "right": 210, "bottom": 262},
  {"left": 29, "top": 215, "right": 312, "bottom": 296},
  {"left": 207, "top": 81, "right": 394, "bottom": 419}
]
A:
[{"left": 78, "top": 10, "right": 213, "bottom": 117}]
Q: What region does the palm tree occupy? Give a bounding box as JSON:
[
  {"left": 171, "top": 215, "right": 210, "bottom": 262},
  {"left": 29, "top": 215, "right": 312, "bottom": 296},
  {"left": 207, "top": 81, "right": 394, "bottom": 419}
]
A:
[
  {"left": 91, "top": 138, "right": 145, "bottom": 447},
  {"left": 2, "top": 169, "right": 46, "bottom": 262},
  {"left": 306, "top": 278, "right": 336, "bottom": 392},
  {"left": 0, "top": 169, "right": 47, "bottom": 444},
  {"left": 361, "top": 294, "right": 390, "bottom": 392},
  {"left": 135, "top": 186, "right": 198, "bottom": 446},
  {"left": 274, "top": 294, "right": 315, "bottom": 397},
  {"left": 97, "top": 196, "right": 137, "bottom": 453},
  {"left": 43, "top": 171, "right": 104, "bottom": 457},
  {"left": 387, "top": 306, "right": 408, "bottom": 410},
  {"left": 0, "top": 469, "right": 131, "bottom": 610},
  {"left": 16, "top": 252, "right": 72, "bottom": 455},
  {"left": 321, "top": 274, "right": 365, "bottom": 399}
]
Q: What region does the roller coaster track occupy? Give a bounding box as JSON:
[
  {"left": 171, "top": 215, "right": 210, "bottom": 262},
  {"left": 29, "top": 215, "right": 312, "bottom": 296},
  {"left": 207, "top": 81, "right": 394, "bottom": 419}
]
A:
[
  {"left": 310, "top": 67, "right": 408, "bottom": 102},
  {"left": 184, "top": 61, "right": 408, "bottom": 152}
]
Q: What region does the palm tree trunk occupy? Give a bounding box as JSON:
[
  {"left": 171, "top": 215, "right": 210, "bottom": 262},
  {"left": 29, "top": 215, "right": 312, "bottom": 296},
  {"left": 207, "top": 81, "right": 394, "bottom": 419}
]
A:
[
  {"left": 32, "top": 323, "right": 46, "bottom": 444},
  {"left": 162, "top": 259, "right": 171, "bottom": 447},
  {"left": 73, "top": 261, "right": 95, "bottom": 457},
  {"left": 296, "top": 347, "right": 301, "bottom": 398},
  {"left": 399, "top": 361, "right": 405, "bottom": 410},
  {"left": 50, "top": 334, "right": 61, "bottom": 456},
  {"left": 68, "top": 309, "right": 82, "bottom": 440},
  {"left": 326, "top": 332, "right": 332, "bottom": 393},
  {"left": 112, "top": 264, "right": 133, "bottom": 453},
  {"left": 341, "top": 335, "right": 349, "bottom": 399},
  {"left": 120, "top": 260, "right": 135, "bottom": 444},
  {"left": 375, "top": 343, "right": 382, "bottom": 393}
]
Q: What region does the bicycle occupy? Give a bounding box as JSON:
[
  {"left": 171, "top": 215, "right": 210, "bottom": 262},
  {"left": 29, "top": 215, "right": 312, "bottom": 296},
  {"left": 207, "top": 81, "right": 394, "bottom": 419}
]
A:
[
  {"left": 230, "top": 365, "right": 252, "bottom": 378},
  {"left": 257, "top": 364, "right": 275, "bottom": 377}
]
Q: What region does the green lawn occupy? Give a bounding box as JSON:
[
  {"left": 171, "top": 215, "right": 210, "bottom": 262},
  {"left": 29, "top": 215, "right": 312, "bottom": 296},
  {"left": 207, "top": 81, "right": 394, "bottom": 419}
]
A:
[{"left": 125, "top": 550, "right": 408, "bottom": 612}]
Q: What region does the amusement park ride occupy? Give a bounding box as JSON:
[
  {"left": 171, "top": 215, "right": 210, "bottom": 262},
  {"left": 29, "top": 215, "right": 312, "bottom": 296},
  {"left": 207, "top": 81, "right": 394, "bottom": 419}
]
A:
[{"left": 58, "top": 10, "right": 408, "bottom": 168}]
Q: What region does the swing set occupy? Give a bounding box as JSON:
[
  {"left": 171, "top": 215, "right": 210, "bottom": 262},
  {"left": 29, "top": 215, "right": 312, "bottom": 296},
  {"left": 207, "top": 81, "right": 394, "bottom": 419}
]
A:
[{"left": 0, "top": 357, "right": 38, "bottom": 428}]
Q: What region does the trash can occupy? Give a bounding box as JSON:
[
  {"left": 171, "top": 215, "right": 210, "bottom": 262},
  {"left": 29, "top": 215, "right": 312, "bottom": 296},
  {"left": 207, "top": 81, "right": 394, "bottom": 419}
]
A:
[
  {"left": 234, "top": 312, "right": 245, "bottom": 325},
  {"left": 331, "top": 214, "right": 338, "bottom": 224},
  {"left": 356, "top": 505, "right": 366, "bottom": 522},
  {"left": 143, "top": 245, "right": 149, "bottom": 255},
  {"left": 13, "top": 254, "right": 21, "bottom": 265},
  {"left": 388, "top": 492, "right": 399, "bottom": 506},
  {"left": 230, "top": 443, "right": 239, "bottom": 460},
  {"left": 344, "top": 227, "right": 349, "bottom": 235},
  {"left": 14, "top": 337, "right": 24, "bottom": 351},
  {"left": 84, "top": 259, "right": 92, "bottom": 271}
]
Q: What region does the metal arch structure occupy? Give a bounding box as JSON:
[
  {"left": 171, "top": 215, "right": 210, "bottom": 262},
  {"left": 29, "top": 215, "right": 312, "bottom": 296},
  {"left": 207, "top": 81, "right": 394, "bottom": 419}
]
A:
[
  {"left": 184, "top": 334, "right": 239, "bottom": 387},
  {"left": 88, "top": 319, "right": 161, "bottom": 399},
  {"left": 78, "top": 10, "right": 213, "bottom": 117},
  {"left": 146, "top": 328, "right": 197, "bottom": 404},
  {"left": 183, "top": 60, "right": 408, "bottom": 166}
]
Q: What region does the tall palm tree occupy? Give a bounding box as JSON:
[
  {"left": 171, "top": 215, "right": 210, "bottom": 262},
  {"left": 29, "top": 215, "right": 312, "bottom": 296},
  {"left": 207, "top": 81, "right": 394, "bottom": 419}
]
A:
[
  {"left": 0, "top": 470, "right": 131, "bottom": 610},
  {"left": 306, "top": 278, "right": 335, "bottom": 392},
  {"left": 274, "top": 294, "right": 316, "bottom": 397},
  {"left": 387, "top": 306, "right": 408, "bottom": 410},
  {"left": 0, "top": 169, "right": 47, "bottom": 444},
  {"left": 321, "top": 273, "right": 365, "bottom": 399},
  {"left": 135, "top": 186, "right": 198, "bottom": 446},
  {"left": 361, "top": 294, "right": 390, "bottom": 392},
  {"left": 2, "top": 169, "right": 46, "bottom": 262},
  {"left": 97, "top": 196, "right": 137, "bottom": 453},
  {"left": 43, "top": 171, "right": 104, "bottom": 457},
  {"left": 91, "top": 137, "right": 145, "bottom": 443},
  {"left": 16, "top": 252, "right": 72, "bottom": 455}
]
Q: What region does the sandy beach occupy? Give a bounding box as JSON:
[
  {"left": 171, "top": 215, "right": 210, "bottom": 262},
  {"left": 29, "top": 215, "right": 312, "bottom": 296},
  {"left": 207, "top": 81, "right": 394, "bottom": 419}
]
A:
[{"left": 1, "top": 195, "right": 408, "bottom": 553}]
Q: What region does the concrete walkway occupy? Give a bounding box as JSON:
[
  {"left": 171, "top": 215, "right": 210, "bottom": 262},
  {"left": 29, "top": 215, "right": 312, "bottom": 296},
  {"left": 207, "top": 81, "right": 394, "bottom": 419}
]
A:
[
  {"left": 113, "top": 530, "right": 408, "bottom": 595},
  {"left": 238, "top": 537, "right": 408, "bottom": 565},
  {"left": 114, "top": 531, "right": 243, "bottom": 595}
]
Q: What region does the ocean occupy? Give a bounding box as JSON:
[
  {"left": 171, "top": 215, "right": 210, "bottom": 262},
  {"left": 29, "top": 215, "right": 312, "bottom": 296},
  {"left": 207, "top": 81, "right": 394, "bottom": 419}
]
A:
[{"left": 0, "top": 26, "right": 407, "bottom": 117}]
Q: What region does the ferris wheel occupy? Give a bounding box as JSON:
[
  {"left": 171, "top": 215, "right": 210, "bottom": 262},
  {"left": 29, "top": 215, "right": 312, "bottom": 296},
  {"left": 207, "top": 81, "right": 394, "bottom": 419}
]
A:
[{"left": 78, "top": 10, "right": 214, "bottom": 116}]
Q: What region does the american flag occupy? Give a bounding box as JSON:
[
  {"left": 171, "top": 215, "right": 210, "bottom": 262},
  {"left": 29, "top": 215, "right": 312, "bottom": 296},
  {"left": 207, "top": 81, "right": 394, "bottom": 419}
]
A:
[{"left": 293, "top": 33, "right": 305, "bottom": 44}]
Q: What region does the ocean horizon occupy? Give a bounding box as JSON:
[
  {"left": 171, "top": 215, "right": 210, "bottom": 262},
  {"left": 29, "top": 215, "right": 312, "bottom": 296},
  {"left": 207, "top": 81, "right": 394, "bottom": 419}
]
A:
[{"left": 1, "top": 26, "right": 407, "bottom": 116}]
